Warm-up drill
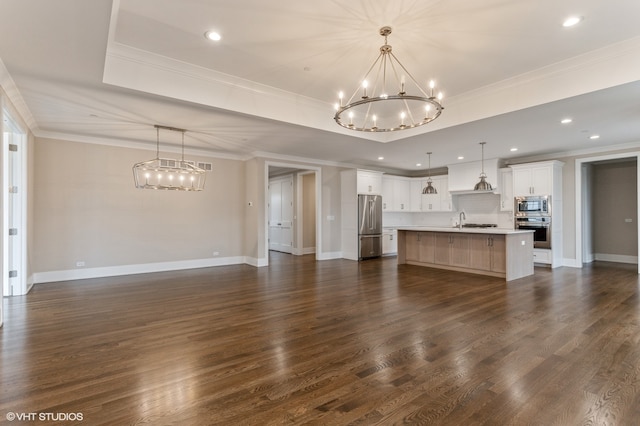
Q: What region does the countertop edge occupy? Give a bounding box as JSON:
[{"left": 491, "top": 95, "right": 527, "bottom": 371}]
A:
[{"left": 395, "top": 227, "right": 534, "bottom": 235}]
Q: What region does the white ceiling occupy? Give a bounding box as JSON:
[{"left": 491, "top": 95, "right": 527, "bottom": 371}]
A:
[{"left": 1, "top": 0, "right": 640, "bottom": 172}]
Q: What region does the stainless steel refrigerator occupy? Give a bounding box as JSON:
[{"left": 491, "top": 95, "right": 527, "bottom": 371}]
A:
[{"left": 358, "top": 194, "right": 382, "bottom": 260}]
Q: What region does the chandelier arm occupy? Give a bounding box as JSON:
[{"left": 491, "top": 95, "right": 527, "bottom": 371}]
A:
[
  {"left": 387, "top": 54, "right": 403, "bottom": 95},
  {"left": 388, "top": 51, "right": 431, "bottom": 98},
  {"left": 401, "top": 98, "right": 417, "bottom": 126},
  {"left": 361, "top": 99, "right": 375, "bottom": 129},
  {"left": 347, "top": 51, "right": 384, "bottom": 104}
]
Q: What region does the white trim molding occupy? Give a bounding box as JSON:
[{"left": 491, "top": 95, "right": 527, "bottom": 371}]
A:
[{"left": 34, "top": 256, "right": 248, "bottom": 284}]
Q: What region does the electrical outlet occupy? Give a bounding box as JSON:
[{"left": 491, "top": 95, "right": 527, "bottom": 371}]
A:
[
  {"left": 213, "top": 251, "right": 220, "bottom": 256},
  {"left": 76, "top": 261, "right": 85, "bottom": 267},
  {"left": 521, "top": 241, "right": 526, "bottom": 246}
]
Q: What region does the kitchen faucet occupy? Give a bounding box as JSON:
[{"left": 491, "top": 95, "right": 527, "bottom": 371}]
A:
[{"left": 458, "top": 211, "right": 466, "bottom": 230}]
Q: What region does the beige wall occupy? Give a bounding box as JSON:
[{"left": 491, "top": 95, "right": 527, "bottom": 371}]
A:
[
  {"left": 33, "top": 138, "right": 245, "bottom": 272},
  {"left": 243, "top": 158, "right": 261, "bottom": 261},
  {"left": 593, "top": 161, "right": 637, "bottom": 256}
]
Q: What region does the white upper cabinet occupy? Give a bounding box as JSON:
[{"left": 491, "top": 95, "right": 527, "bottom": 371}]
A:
[
  {"left": 409, "top": 180, "right": 423, "bottom": 212},
  {"left": 511, "top": 163, "right": 558, "bottom": 196},
  {"left": 381, "top": 175, "right": 411, "bottom": 211},
  {"left": 356, "top": 170, "right": 383, "bottom": 195}
]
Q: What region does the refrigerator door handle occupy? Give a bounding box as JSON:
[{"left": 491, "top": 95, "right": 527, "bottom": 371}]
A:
[{"left": 369, "top": 200, "right": 375, "bottom": 231}]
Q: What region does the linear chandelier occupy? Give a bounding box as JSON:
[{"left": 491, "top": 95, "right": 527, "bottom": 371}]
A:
[
  {"left": 334, "top": 26, "right": 444, "bottom": 132},
  {"left": 132, "top": 125, "right": 206, "bottom": 191}
]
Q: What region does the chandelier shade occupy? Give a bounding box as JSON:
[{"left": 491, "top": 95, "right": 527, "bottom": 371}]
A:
[
  {"left": 133, "top": 125, "right": 206, "bottom": 191},
  {"left": 334, "top": 26, "right": 444, "bottom": 133}
]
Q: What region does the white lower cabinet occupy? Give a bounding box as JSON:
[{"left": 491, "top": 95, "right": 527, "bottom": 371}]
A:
[
  {"left": 533, "top": 249, "right": 552, "bottom": 264},
  {"left": 383, "top": 229, "right": 398, "bottom": 255}
]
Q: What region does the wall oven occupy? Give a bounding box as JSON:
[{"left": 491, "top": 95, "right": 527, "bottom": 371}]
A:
[
  {"left": 515, "top": 216, "right": 551, "bottom": 249},
  {"left": 515, "top": 195, "right": 550, "bottom": 217}
]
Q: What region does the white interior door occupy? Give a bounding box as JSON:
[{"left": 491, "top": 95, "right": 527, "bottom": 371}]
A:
[{"left": 269, "top": 176, "right": 293, "bottom": 253}]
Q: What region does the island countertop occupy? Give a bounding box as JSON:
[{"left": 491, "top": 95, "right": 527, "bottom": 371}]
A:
[{"left": 395, "top": 226, "right": 534, "bottom": 235}]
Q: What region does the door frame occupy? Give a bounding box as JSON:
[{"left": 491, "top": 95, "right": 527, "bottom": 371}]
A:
[
  {"left": 268, "top": 174, "right": 294, "bottom": 253},
  {"left": 575, "top": 152, "right": 640, "bottom": 272},
  {"left": 2, "top": 109, "right": 29, "bottom": 300},
  {"left": 296, "top": 171, "right": 316, "bottom": 255},
  {"left": 264, "top": 161, "right": 322, "bottom": 266}
]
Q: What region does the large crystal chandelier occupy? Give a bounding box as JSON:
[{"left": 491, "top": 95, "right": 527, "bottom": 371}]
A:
[
  {"left": 333, "top": 26, "right": 444, "bottom": 132},
  {"left": 132, "top": 125, "right": 206, "bottom": 191}
]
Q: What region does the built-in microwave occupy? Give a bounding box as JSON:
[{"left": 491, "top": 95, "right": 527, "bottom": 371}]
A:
[{"left": 515, "top": 195, "right": 550, "bottom": 217}]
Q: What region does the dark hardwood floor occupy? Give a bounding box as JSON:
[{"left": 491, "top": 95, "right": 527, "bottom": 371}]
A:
[{"left": 2, "top": 253, "right": 640, "bottom": 425}]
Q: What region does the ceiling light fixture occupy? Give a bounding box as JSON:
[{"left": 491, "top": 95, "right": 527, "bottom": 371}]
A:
[
  {"left": 589, "top": 134, "right": 600, "bottom": 140},
  {"left": 422, "top": 152, "right": 437, "bottom": 194},
  {"left": 333, "top": 26, "right": 444, "bottom": 132},
  {"left": 133, "top": 125, "right": 206, "bottom": 191},
  {"left": 563, "top": 16, "right": 583, "bottom": 27},
  {"left": 561, "top": 118, "right": 573, "bottom": 124},
  {"left": 510, "top": 147, "right": 518, "bottom": 152},
  {"left": 205, "top": 31, "right": 221, "bottom": 41},
  {"left": 474, "top": 142, "right": 492, "bottom": 191}
]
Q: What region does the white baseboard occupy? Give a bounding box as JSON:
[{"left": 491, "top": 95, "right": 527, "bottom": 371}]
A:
[
  {"left": 317, "top": 251, "right": 343, "bottom": 260},
  {"left": 562, "top": 258, "right": 583, "bottom": 268},
  {"left": 595, "top": 253, "right": 638, "bottom": 264},
  {"left": 302, "top": 246, "right": 316, "bottom": 255},
  {"left": 245, "top": 256, "right": 268, "bottom": 267},
  {"left": 34, "top": 256, "right": 247, "bottom": 283}
]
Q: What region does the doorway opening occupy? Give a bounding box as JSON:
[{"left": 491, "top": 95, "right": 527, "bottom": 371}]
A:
[
  {"left": 265, "top": 163, "right": 321, "bottom": 265},
  {"left": 576, "top": 153, "right": 639, "bottom": 272}
]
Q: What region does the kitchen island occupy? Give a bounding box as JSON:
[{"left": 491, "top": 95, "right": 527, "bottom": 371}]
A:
[{"left": 397, "top": 227, "right": 535, "bottom": 281}]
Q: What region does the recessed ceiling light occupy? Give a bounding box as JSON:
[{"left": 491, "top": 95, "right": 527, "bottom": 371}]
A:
[
  {"left": 589, "top": 135, "right": 600, "bottom": 140},
  {"left": 561, "top": 118, "right": 573, "bottom": 124},
  {"left": 205, "top": 30, "right": 221, "bottom": 41},
  {"left": 458, "top": 156, "right": 464, "bottom": 160},
  {"left": 378, "top": 156, "right": 384, "bottom": 160},
  {"left": 510, "top": 148, "right": 518, "bottom": 152},
  {"left": 416, "top": 163, "right": 422, "bottom": 167},
  {"left": 563, "top": 16, "right": 583, "bottom": 27}
]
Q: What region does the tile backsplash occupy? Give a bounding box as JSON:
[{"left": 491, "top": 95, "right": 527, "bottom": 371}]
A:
[{"left": 383, "top": 193, "right": 514, "bottom": 228}]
